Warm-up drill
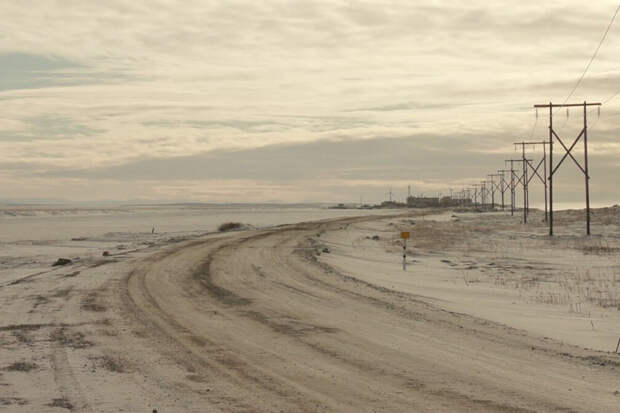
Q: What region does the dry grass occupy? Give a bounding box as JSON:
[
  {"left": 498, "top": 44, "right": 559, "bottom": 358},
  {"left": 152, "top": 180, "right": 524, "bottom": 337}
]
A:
[
  {"left": 501, "top": 265, "right": 619, "bottom": 313},
  {"left": 578, "top": 238, "right": 620, "bottom": 255},
  {"left": 443, "top": 208, "right": 620, "bottom": 314},
  {"left": 461, "top": 270, "right": 485, "bottom": 286},
  {"left": 404, "top": 221, "right": 469, "bottom": 252}
]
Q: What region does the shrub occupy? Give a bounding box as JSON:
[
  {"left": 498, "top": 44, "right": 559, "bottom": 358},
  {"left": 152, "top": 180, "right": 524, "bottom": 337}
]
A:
[{"left": 217, "top": 222, "right": 243, "bottom": 232}]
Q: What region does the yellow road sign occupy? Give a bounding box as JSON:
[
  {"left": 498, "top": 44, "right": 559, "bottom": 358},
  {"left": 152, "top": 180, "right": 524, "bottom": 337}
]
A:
[{"left": 400, "top": 231, "right": 410, "bottom": 239}]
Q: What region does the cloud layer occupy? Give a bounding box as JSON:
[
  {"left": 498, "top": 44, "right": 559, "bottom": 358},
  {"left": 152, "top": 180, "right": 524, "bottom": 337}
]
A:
[{"left": 0, "top": 1, "right": 619, "bottom": 204}]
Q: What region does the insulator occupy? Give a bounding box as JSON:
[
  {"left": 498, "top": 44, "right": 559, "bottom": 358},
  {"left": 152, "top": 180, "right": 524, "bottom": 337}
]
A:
[
  {"left": 598, "top": 106, "right": 601, "bottom": 118},
  {"left": 535, "top": 108, "right": 538, "bottom": 118},
  {"left": 566, "top": 108, "right": 569, "bottom": 118}
]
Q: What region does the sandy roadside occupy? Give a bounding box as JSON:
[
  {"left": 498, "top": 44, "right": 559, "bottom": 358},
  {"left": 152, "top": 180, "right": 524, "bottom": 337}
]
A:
[{"left": 0, "top": 211, "right": 619, "bottom": 412}]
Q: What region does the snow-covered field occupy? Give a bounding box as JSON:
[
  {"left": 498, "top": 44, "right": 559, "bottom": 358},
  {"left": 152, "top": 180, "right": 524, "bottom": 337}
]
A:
[
  {"left": 0, "top": 205, "right": 618, "bottom": 412},
  {"left": 0, "top": 204, "right": 388, "bottom": 285},
  {"left": 318, "top": 207, "right": 620, "bottom": 352}
]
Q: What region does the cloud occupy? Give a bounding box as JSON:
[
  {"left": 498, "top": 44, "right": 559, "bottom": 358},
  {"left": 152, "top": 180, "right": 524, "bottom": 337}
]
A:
[
  {"left": 0, "top": 115, "right": 103, "bottom": 142},
  {"left": 0, "top": 52, "right": 131, "bottom": 92},
  {"left": 0, "top": 53, "right": 79, "bottom": 91},
  {"left": 20, "top": 134, "right": 558, "bottom": 183},
  {"left": 0, "top": 1, "right": 619, "bottom": 202}
]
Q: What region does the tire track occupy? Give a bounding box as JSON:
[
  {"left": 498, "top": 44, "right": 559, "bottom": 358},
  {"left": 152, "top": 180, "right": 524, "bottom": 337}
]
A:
[
  {"left": 121, "top": 235, "right": 326, "bottom": 412},
  {"left": 117, "top": 215, "right": 620, "bottom": 412}
]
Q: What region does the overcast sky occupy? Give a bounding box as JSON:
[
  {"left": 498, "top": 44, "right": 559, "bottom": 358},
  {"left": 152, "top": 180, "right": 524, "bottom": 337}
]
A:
[{"left": 1, "top": 1, "right": 619, "bottom": 205}]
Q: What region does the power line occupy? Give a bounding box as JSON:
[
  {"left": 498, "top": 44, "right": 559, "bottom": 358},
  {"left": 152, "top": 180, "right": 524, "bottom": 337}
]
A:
[
  {"left": 528, "top": 115, "right": 538, "bottom": 139},
  {"left": 587, "top": 106, "right": 602, "bottom": 129},
  {"left": 556, "top": 108, "right": 571, "bottom": 133},
  {"left": 524, "top": 4, "right": 619, "bottom": 141},
  {"left": 602, "top": 85, "right": 620, "bottom": 104},
  {"left": 562, "top": 2, "right": 620, "bottom": 105}
]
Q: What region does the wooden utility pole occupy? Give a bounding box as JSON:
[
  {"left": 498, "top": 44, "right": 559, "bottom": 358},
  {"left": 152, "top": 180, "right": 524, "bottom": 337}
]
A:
[
  {"left": 473, "top": 183, "right": 484, "bottom": 208},
  {"left": 514, "top": 141, "right": 549, "bottom": 222},
  {"left": 506, "top": 159, "right": 531, "bottom": 224},
  {"left": 533, "top": 101, "right": 601, "bottom": 236},
  {"left": 584, "top": 103, "right": 591, "bottom": 235},
  {"left": 504, "top": 160, "right": 518, "bottom": 216},
  {"left": 488, "top": 174, "right": 502, "bottom": 209},
  {"left": 515, "top": 142, "right": 530, "bottom": 221},
  {"left": 497, "top": 169, "right": 511, "bottom": 211}
]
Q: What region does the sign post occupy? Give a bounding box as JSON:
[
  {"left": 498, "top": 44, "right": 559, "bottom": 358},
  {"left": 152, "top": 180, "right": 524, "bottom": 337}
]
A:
[{"left": 400, "top": 231, "right": 410, "bottom": 271}]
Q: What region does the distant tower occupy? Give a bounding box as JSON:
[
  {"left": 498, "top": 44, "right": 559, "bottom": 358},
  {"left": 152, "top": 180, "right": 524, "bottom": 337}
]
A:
[{"left": 408, "top": 185, "right": 411, "bottom": 198}]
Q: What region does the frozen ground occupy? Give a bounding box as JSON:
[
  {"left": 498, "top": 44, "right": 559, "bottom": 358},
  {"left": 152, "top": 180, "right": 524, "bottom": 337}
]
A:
[
  {"left": 0, "top": 206, "right": 618, "bottom": 412},
  {"left": 319, "top": 207, "right": 620, "bottom": 352},
  {"left": 0, "top": 204, "right": 388, "bottom": 286}
]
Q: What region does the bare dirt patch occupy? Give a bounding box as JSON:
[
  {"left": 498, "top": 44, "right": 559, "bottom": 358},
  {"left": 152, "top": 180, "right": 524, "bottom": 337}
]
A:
[
  {"left": 0, "top": 323, "right": 47, "bottom": 333},
  {"left": 48, "top": 397, "right": 73, "bottom": 410},
  {"left": 0, "top": 397, "right": 28, "bottom": 406},
  {"left": 12, "top": 329, "right": 33, "bottom": 344},
  {"left": 50, "top": 328, "right": 93, "bottom": 349},
  {"left": 89, "top": 259, "right": 118, "bottom": 268},
  {"left": 3, "top": 360, "right": 37, "bottom": 372},
  {"left": 89, "top": 354, "right": 130, "bottom": 373},
  {"left": 186, "top": 374, "right": 208, "bottom": 383},
  {"left": 80, "top": 292, "right": 106, "bottom": 312},
  {"left": 32, "top": 294, "right": 51, "bottom": 309},
  {"left": 52, "top": 287, "right": 74, "bottom": 299}
]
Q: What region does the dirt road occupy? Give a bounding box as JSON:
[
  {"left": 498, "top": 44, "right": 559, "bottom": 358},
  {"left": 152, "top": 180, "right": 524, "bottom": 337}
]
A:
[{"left": 2, "top": 214, "right": 619, "bottom": 412}]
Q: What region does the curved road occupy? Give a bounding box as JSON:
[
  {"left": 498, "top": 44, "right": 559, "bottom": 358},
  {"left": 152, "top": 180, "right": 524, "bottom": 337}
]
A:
[{"left": 115, "top": 216, "right": 619, "bottom": 412}]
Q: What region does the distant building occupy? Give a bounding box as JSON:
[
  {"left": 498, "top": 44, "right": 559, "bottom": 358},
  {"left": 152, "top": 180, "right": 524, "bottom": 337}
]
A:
[
  {"left": 380, "top": 200, "right": 406, "bottom": 208},
  {"left": 406, "top": 196, "right": 439, "bottom": 208},
  {"left": 441, "top": 196, "right": 475, "bottom": 207},
  {"left": 439, "top": 196, "right": 454, "bottom": 207},
  {"left": 440, "top": 196, "right": 475, "bottom": 207}
]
